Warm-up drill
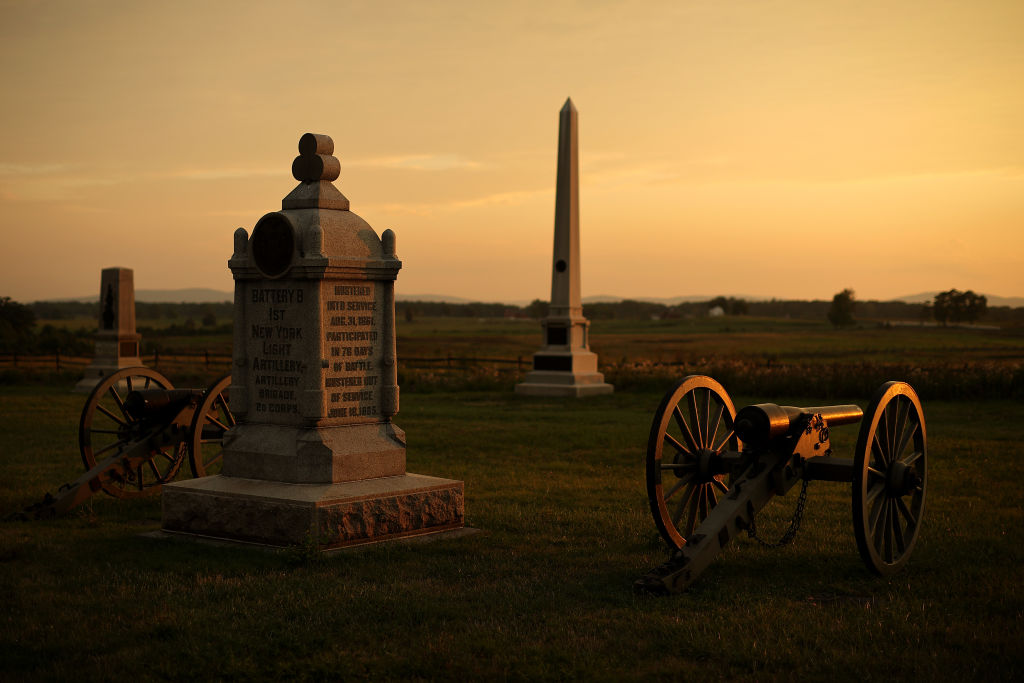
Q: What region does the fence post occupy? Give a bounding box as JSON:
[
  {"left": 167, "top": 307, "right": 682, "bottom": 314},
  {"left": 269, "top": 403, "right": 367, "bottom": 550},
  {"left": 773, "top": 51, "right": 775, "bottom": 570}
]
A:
[
  {"left": 517, "top": 355, "right": 522, "bottom": 371},
  {"left": 205, "top": 350, "right": 210, "bottom": 369},
  {"left": 154, "top": 349, "right": 160, "bottom": 368}
]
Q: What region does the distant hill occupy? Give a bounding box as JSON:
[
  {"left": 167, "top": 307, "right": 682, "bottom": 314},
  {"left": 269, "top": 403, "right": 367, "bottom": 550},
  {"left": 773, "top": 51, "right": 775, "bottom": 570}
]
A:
[
  {"left": 43, "top": 288, "right": 234, "bottom": 304},
  {"left": 395, "top": 293, "right": 475, "bottom": 304},
  {"left": 39, "top": 288, "right": 1024, "bottom": 308}
]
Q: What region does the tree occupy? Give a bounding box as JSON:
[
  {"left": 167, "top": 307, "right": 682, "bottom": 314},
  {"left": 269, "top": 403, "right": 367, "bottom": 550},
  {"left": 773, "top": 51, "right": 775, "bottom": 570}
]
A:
[
  {"left": 827, "top": 289, "right": 856, "bottom": 327},
  {"left": 0, "top": 297, "right": 37, "bottom": 351},
  {"left": 707, "top": 296, "right": 749, "bottom": 315},
  {"left": 524, "top": 299, "right": 549, "bottom": 319},
  {"left": 933, "top": 289, "right": 987, "bottom": 325}
]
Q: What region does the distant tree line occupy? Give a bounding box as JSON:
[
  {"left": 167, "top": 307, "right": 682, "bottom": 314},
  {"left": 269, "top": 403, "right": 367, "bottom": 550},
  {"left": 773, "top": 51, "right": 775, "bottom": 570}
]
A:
[{"left": 2, "top": 288, "right": 1020, "bottom": 355}]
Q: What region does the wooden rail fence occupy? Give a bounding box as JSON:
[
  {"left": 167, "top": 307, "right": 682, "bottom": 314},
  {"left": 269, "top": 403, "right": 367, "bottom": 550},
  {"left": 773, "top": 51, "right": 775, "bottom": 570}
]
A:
[{"left": 0, "top": 352, "right": 531, "bottom": 373}]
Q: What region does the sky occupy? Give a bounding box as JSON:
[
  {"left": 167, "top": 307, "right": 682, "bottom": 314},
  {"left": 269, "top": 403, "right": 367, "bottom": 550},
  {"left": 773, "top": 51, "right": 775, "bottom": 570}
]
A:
[{"left": 0, "top": 0, "right": 1021, "bottom": 304}]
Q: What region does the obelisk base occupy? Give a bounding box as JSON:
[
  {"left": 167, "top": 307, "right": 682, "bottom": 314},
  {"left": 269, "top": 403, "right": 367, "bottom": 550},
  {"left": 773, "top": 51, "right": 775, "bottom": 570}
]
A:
[
  {"left": 516, "top": 370, "right": 614, "bottom": 397},
  {"left": 161, "top": 473, "right": 464, "bottom": 549},
  {"left": 516, "top": 348, "right": 614, "bottom": 397},
  {"left": 74, "top": 336, "right": 144, "bottom": 393}
]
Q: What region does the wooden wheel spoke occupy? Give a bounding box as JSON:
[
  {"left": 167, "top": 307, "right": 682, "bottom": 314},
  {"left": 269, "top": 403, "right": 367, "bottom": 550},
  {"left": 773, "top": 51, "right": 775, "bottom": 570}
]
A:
[
  {"left": 672, "top": 484, "right": 698, "bottom": 526},
  {"left": 112, "top": 384, "right": 128, "bottom": 418},
  {"left": 892, "top": 513, "right": 906, "bottom": 555},
  {"left": 705, "top": 398, "right": 722, "bottom": 452},
  {"left": 95, "top": 404, "right": 127, "bottom": 427},
  {"left": 893, "top": 398, "right": 909, "bottom": 458},
  {"left": 875, "top": 500, "right": 889, "bottom": 561},
  {"left": 156, "top": 450, "right": 177, "bottom": 463},
  {"left": 712, "top": 477, "right": 729, "bottom": 495},
  {"left": 895, "top": 496, "right": 917, "bottom": 528},
  {"left": 883, "top": 403, "right": 896, "bottom": 461},
  {"left": 147, "top": 458, "right": 162, "bottom": 479},
  {"left": 216, "top": 395, "right": 236, "bottom": 426},
  {"left": 664, "top": 475, "right": 695, "bottom": 501},
  {"left": 204, "top": 452, "right": 223, "bottom": 467},
  {"left": 687, "top": 391, "right": 704, "bottom": 449},
  {"left": 92, "top": 439, "right": 128, "bottom": 458},
  {"left": 206, "top": 415, "right": 230, "bottom": 432},
  {"left": 711, "top": 427, "right": 735, "bottom": 454},
  {"left": 685, "top": 485, "right": 703, "bottom": 535},
  {"left": 664, "top": 432, "right": 691, "bottom": 456},
  {"left": 707, "top": 484, "right": 719, "bottom": 510},
  {"left": 901, "top": 449, "right": 923, "bottom": 468},
  {"left": 871, "top": 431, "right": 890, "bottom": 468},
  {"left": 869, "top": 495, "right": 886, "bottom": 539},
  {"left": 896, "top": 420, "right": 920, "bottom": 462},
  {"left": 672, "top": 405, "right": 700, "bottom": 454},
  {"left": 866, "top": 481, "right": 885, "bottom": 505}
]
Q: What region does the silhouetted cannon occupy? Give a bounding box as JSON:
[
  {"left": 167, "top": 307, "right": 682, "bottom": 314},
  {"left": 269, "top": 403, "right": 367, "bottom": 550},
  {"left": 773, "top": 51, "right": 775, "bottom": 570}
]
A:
[
  {"left": 636, "top": 375, "right": 927, "bottom": 595},
  {"left": 15, "top": 367, "right": 232, "bottom": 519}
]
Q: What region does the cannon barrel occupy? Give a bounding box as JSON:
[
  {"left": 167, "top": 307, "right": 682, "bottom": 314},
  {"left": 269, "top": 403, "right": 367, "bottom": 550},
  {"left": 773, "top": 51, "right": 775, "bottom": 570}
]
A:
[
  {"left": 734, "top": 403, "right": 862, "bottom": 447},
  {"left": 124, "top": 388, "right": 203, "bottom": 420}
]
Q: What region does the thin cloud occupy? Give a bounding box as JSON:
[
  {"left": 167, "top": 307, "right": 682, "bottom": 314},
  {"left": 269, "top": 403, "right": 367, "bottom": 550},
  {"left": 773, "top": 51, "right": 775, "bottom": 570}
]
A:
[
  {"left": 0, "top": 163, "right": 75, "bottom": 176},
  {"left": 363, "top": 187, "right": 549, "bottom": 216},
  {"left": 348, "top": 154, "right": 482, "bottom": 172},
  {"left": 170, "top": 167, "right": 284, "bottom": 181}
]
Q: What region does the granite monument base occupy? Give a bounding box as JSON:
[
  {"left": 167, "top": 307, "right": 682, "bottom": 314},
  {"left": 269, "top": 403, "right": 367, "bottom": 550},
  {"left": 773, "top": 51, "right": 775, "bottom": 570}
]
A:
[
  {"left": 515, "top": 348, "right": 614, "bottom": 397},
  {"left": 73, "top": 336, "right": 144, "bottom": 393},
  {"left": 515, "top": 369, "right": 614, "bottom": 397},
  {"left": 161, "top": 473, "right": 464, "bottom": 548}
]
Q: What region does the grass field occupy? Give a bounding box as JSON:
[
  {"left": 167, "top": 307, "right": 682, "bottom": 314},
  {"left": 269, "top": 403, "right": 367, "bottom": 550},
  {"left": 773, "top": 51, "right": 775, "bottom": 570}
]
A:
[{"left": 1, "top": 374, "right": 1021, "bottom": 680}]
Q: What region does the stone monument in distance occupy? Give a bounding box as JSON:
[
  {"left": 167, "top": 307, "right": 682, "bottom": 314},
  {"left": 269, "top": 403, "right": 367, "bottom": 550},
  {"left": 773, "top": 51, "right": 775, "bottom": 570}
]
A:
[
  {"left": 516, "top": 99, "right": 613, "bottom": 397},
  {"left": 161, "top": 133, "right": 465, "bottom": 548},
  {"left": 74, "top": 267, "right": 143, "bottom": 393}
]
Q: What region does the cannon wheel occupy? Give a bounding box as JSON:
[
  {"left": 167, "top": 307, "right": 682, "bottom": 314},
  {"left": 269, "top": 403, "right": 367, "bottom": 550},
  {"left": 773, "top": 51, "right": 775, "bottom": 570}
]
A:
[
  {"left": 852, "top": 381, "right": 927, "bottom": 575},
  {"left": 188, "top": 374, "right": 234, "bottom": 478},
  {"left": 79, "top": 366, "right": 182, "bottom": 498},
  {"left": 646, "top": 375, "right": 741, "bottom": 549}
]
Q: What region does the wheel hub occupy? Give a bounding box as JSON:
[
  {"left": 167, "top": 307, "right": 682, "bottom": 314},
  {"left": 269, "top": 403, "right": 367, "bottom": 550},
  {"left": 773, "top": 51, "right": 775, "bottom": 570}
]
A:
[{"left": 886, "top": 461, "right": 921, "bottom": 497}]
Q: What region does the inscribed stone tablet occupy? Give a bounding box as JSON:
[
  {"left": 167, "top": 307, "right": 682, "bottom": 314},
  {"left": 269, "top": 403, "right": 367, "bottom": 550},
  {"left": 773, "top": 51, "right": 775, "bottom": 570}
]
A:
[
  {"left": 322, "top": 280, "right": 384, "bottom": 424},
  {"left": 244, "top": 280, "right": 313, "bottom": 426}
]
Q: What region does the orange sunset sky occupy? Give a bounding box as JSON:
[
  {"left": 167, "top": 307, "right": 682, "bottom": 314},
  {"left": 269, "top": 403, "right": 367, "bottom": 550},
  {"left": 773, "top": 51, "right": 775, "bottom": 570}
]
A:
[{"left": 1, "top": 0, "right": 1021, "bottom": 304}]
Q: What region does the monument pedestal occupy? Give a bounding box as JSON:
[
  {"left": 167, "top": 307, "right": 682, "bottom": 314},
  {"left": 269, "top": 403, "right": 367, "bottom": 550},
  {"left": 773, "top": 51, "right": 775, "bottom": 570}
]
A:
[
  {"left": 516, "top": 349, "right": 613, "bottom": 397},
  {"left": 162, "top": 473, "right": 464, "bottom": 548}
]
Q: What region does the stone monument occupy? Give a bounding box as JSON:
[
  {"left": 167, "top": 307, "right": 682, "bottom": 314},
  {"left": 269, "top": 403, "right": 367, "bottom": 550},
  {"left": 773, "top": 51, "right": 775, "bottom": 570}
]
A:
[
  {"left": 162, "top": 133, "right": 464, "bottom": 548},
  {"left": 74, "top": 267, "right": 143, "bottom": 393},
  {"left": 516, "top": 99, "right": 613, "bottom": 397}
]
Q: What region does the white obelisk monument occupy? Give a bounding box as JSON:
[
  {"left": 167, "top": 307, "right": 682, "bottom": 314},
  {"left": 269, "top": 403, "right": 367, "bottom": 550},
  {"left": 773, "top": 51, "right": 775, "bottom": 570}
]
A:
[{"left": 516, "top": 99, "right": 613, "bottom": 397}]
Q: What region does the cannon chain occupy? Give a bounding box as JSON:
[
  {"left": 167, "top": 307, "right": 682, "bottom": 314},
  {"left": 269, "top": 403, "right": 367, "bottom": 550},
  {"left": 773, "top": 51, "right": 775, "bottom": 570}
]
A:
[{"left": 745, "top": 477, "right": 808, "bottom": 548}]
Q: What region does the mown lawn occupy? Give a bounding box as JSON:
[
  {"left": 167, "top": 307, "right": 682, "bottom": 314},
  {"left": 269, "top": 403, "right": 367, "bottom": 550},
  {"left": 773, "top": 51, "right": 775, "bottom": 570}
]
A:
[{"left": 1, "top": 381, "right": 1021, "bottom": 681}]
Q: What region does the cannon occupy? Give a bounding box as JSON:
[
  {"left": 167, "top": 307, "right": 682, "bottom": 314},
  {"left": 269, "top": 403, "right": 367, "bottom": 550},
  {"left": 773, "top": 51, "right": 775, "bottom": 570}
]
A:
[
  {"left": 635, "top": 375, "right": 927, "bottom": 595},
  {"left": 17, "top": 367, "right": 233, "bottom": 519}
]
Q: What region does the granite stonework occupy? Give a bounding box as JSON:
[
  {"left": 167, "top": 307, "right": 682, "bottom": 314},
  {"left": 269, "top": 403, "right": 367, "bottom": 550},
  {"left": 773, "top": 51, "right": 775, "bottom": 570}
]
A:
[
  {"left": 162, "top": 133, "right": 464, "bottom": 548},
  {"left": 162, "top": 474, "right": 464, "bottom": 548},
  {"left": 516, "top": 99, "right": 613, "bottom": 397},
  {"left": 74, "top": 267, "right": 143, "bottom": 393}
]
